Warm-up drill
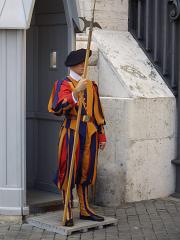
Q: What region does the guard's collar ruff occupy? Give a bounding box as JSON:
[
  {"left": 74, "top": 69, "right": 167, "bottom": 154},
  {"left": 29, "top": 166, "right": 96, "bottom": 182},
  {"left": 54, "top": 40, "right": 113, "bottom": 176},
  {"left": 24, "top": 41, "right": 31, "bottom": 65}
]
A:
[{"left": 69, "top": 70, "right": 81, "bottom": 81}]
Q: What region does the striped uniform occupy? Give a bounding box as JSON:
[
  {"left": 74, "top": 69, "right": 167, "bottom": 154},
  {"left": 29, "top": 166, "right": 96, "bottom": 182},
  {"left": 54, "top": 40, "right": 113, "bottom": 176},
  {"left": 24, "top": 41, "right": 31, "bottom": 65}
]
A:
[{"left": 48, "top": 76, "right": 106, "bottom": 219}]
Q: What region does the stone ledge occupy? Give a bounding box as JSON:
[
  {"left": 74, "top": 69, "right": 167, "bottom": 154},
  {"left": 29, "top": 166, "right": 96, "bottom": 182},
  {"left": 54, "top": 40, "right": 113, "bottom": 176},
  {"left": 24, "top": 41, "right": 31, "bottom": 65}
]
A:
[{"left": 94, "top": 30, "right": 175, "bottom": 99}]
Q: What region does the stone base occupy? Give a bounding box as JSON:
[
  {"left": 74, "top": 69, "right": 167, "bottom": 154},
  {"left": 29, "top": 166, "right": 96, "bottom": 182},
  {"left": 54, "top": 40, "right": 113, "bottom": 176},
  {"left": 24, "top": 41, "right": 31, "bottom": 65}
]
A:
[
  {"left": 26, "top": 210, "right": 117, "bottom": 236},
  {"left": 0, "top": 215, "right": 23, "bottom": 225},
  {"left": 171, "top": 193, "right": 180, "bottom": 199}
]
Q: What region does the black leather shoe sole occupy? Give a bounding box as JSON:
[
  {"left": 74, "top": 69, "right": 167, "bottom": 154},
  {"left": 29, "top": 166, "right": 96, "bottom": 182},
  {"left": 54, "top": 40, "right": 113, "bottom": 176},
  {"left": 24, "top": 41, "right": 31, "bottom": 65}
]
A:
[
  {"left": 65, "top": 219, "right": 74, "bottom": 227},
  {"left": 80, "top": 214, "right": 104, "bottom": 222}
]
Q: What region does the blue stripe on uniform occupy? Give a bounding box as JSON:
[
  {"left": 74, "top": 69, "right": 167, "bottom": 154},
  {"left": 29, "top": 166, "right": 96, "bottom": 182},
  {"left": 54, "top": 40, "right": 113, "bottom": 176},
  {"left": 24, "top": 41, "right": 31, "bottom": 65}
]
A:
[
  {"left": 52, "top": 80, "right": 63, "bottom": 110},
  {"left": 68, "top": 129, "right": 75, "bottom": 188},
  {"left": 83, "top": 133, "right": 97, "bottom": 186},
  {"left": 76, "top": 133, "right": 86, "bottom": 185}
]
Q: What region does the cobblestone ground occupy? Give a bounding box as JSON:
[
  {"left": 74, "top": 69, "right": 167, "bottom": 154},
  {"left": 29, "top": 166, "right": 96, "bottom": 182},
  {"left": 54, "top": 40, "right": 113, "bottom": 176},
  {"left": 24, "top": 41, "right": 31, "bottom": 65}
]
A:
[{"left": 0, "top": 198, "right": 180, "bottom": 240}]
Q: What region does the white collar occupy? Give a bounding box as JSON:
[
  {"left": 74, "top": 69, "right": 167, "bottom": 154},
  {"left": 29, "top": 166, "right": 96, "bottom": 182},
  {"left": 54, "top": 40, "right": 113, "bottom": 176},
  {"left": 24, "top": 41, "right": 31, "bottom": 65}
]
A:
[{"left": 69, "top": 70, "right": 81, "bottom": 81}]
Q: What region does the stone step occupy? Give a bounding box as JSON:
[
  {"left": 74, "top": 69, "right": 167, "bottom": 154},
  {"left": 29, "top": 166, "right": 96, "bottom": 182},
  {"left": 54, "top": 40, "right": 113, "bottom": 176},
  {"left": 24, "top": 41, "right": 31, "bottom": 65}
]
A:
[
  {"left": 27, "top": 189, "right": 79, "bottom": 214},
  {"left": 29, "top": 200, "right": 63, "bottom": 214}
]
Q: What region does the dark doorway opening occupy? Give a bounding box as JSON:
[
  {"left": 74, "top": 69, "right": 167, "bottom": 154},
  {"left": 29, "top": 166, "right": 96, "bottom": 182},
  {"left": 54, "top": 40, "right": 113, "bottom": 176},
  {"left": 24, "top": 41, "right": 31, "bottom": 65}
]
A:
[{"left": 26, "top": 0, "right": 68, "bottom": 212}]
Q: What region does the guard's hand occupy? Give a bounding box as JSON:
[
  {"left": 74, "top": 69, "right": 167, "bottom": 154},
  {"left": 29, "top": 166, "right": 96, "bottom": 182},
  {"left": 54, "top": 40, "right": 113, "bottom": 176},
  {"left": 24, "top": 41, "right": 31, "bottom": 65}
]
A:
[
  {"left": 99, "top": 142, "right": 106, "bottom": 150},
  {"left": 75, "top": 78, "right": 88, "bottom": 93}
]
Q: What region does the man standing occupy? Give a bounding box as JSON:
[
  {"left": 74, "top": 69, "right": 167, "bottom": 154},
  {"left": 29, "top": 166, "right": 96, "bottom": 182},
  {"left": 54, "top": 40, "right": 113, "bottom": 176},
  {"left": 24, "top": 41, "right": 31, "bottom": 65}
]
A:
[{"left": 48, "top": 48, "right": 106, "bottom": 227}]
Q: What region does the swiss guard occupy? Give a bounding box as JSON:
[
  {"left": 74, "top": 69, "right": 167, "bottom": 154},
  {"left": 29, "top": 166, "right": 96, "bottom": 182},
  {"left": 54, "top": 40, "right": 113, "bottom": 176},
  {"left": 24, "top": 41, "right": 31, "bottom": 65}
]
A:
[{"left": 48, "top": 48, "right": 106, "bottom": 227}]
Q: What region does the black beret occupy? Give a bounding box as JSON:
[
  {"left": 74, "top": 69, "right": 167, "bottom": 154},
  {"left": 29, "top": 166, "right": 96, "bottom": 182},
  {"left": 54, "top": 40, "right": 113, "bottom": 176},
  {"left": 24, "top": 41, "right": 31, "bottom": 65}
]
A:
[{"left": 65, "top": 48, "right": 92, "bottom": 67}]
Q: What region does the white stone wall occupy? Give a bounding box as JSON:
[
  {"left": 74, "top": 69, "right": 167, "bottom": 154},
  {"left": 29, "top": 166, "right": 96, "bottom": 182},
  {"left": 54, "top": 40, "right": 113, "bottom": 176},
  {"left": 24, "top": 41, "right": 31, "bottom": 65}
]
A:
[
  {"left": 78, "top": 0, "right": 128, "bottom": 31},
  {"left": 95, "top": 31, "right": 176, "bottom": 205},
  {"left": 99, "top": 97, "right": 176, "bottom": 205},
  {"left": 76, "top": 2, "right": 176, "bottom": 206}
]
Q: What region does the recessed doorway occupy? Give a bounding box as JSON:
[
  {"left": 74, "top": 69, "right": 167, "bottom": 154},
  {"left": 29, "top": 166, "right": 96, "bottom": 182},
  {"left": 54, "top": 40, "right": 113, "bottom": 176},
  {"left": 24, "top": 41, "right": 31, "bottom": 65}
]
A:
[{"left": 26, "top": 0, "right": 69, "bottom": 212}]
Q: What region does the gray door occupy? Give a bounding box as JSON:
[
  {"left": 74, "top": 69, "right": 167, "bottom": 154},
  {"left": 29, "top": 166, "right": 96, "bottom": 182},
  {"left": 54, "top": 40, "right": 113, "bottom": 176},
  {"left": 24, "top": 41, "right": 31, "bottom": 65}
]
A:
[{"left": 26, "top": 1, "right": 68, "bottom": 194}]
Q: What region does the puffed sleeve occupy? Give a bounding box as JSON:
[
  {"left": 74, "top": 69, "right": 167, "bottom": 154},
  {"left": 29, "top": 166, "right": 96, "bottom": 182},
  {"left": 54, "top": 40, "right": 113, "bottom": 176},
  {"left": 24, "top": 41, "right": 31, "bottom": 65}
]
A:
[{"left": 48, "top": 80, "right": 77, "bottom": 115}]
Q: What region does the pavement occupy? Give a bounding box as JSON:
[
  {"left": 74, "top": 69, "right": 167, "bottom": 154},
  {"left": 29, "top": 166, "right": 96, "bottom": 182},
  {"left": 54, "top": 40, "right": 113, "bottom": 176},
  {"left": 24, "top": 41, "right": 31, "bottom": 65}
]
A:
[{"left": 0, "top": 197, "right": 180, "bottom": 240}]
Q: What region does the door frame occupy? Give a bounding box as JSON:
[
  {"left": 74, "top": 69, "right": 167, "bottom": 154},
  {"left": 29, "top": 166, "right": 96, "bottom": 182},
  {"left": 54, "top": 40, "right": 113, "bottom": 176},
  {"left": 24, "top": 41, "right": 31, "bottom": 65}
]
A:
[
  {"left": 0, "top": 0, "right": 81, "bottom": 216},
  {"left": 23, "top": 0, "right": 80, "bottom": 215}
]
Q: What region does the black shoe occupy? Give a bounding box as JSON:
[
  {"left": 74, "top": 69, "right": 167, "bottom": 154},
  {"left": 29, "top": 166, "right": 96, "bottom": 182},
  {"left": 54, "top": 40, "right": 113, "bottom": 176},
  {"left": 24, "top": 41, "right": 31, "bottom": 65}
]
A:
[
  {"left": 80, "top": 214, "right": 104, "bottom": 222},
  {"left": 65, "top": 218, "right": 74, "bottom": 227}
]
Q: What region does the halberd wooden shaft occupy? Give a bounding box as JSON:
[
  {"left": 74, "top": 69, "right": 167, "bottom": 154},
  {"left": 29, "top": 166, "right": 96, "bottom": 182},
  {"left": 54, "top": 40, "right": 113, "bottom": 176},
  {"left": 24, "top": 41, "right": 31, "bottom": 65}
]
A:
[{"left": 63, "top": 0, "right": 97, "bottom": 226}]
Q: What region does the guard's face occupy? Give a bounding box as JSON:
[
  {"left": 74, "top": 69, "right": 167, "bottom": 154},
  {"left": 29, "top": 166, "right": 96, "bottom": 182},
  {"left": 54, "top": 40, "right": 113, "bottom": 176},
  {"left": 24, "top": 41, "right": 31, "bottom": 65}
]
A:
[{"left": 71, "top": 62, "right": 85, "bottom": 76}]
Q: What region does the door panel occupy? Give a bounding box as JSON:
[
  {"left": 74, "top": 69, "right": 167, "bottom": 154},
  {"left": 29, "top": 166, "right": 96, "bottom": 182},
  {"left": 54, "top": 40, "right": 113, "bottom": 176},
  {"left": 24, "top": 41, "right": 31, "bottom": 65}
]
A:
[
  {"left": 26, "top": 12, "right": 68, "bottom": 193},
  {"left": 38, "top": 25, "right": 67, "bottom": 112}
]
